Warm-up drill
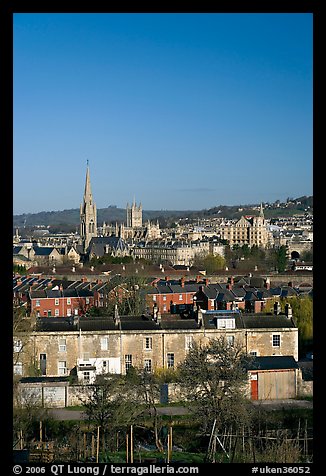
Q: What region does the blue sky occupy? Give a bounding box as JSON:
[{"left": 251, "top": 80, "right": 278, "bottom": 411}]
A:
[{"left": 13, "top": 13, "right": 313, "bottom": 215}]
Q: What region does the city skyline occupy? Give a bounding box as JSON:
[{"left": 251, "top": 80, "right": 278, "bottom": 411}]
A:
[{"left": 14, "top": 13, "right": 313, "bottom": 215}]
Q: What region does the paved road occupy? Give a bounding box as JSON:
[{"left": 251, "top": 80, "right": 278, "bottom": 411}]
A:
[
  {"left": 251, "top": 399, "right": 313, "bottom": 410},
  {"left": 48, "top": 400, "right": 312, "bottom": 421}
]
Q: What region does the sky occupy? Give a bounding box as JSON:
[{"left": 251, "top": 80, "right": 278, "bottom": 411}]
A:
[{"left": 13, "top": 13, "right": 313, "bottom": 215}]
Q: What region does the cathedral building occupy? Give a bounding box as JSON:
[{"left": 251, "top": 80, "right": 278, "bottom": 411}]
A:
[{"left": 79, "top": 165, "right": 160, "bottom": 258}]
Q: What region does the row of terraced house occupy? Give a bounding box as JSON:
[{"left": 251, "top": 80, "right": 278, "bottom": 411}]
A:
[{"left": 13, "top": 273, "right": 312, "bottom": 402}]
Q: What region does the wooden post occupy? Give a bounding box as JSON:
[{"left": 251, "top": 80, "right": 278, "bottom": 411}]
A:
[
  {"left": 130, "top": 425, "right": 134, "bottom": 463},
  {"left": 126, "top": 433, "right": 129, "bottom": 463},
  {"left": 39, "top": 421, "right": 43, "bottom": 448},
  {"left": 84, "top": 433, "right": 87, "bottom": 460},
  {"left": 169, "top": 426, "right": 173, "bottom": 461},
  {"left": 91, "top": 434, "right": 95, "bottom": 458},
  {"left": 96, "top": 426, "right": 100, "bottom": 463}
]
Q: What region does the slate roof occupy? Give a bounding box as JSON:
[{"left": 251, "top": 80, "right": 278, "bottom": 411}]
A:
[
  {"left": 13, "top": 246, "right": 24, "bottom": 254},
  {"left": 247, "top": 356, "right": 299, "bottom": 371},
  {"left": 120, "top": 315, "right": 159, "bottom": 331},
  {"left": 19, "top": 376, "right": 69, "bottom": 383},
  {"left": 216, "top": 289, "right": 237, "bottom": 302},
  {"left": 160, "top": 316, "right": 198, "bottom": 330},
  {"left": 33, "top": 247, "right": 56, "bottom": 256},
  {"left": 88, "top": 236, "right": 129, "bottom": 257},
  {"left": 240, "top": 313, "right": 296, "bottom": 329}
]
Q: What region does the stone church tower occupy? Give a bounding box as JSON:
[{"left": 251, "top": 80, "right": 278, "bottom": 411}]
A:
[
  {"left": 80, "top": 162, "right": 97, "bottom": 252},
  {"left": 126, "top": 198, "right": 142, "bottom": 228}
]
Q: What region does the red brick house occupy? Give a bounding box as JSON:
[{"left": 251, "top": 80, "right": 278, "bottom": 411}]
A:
[{"left": 30, "top": 287, "right": 95, "bottom": 318}]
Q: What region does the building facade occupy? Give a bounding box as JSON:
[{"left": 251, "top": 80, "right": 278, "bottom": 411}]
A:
[{"left": 14, "top": 310, "right": 298, "bottom": 383}]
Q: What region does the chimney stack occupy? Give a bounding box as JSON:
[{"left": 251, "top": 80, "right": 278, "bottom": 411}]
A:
[
  {"left": 153, "top": 303, "right": 158, "bottom": 320},
  {"left": 264, "top": 278, "right": 270, "bottom": 290},
  {"left": 156, "top": 311, "right": 161, "bottom": 324},
  {"left": 285, "top": 303, "right": 293, "bottom": 319},
  {"left": 196, "top": 275, "right": 201, "bottom": 283},
  {"left": 114, "top": 304, "right": 120, "bottom": 327},
  {"left": 197, "top": 308, "right": 204, "bottom": 328},
  {"left": 274, "top": 301, "right": 281, "bottom": 315},
  {"left": 204, "top": 278, "right": 209, "bottom": 287},
  {"left": 165, "top": 276, "right": 170, "bottom": 282}
]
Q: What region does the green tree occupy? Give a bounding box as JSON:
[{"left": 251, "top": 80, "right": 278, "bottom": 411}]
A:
[
  {"left": 264, "top": 296, "right": 313, "bottom": 353},
  {"left": 277, "top": 246, "right": 288, "bottom": 272},
  {"left": 194, "top": 253, "right": 226, "bottom": 274}
]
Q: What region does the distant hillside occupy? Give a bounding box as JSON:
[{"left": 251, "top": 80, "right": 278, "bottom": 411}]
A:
[
  {"left": 13, "top": 196, "right": 312, "bottom": 230},
  {"left": 13, "top": 206, "right": 191, "bottom": 229}
]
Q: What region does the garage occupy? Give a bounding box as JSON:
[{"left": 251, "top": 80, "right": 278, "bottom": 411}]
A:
[{"left": 248, "top": 356, "right": 299, "bottom": 400}]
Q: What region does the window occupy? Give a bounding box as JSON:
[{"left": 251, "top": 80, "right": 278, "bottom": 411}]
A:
[
  {"left": 163, "top": 305, "right": 167, "bottom": 312},
  {"left": 250, "top": 351, "right": 258, "bottom": 356},
  {"left": 83, "top": 371, "right": 90, "bottom": 384},
  {"left": 14, "top": 362, "right": 23, "bottom": 375},
  {"left": 144, "top": 359, "right": 152, "bottom": 372},
  {"left": 125, "top": 354, "right": 132, "bottom": 373},
  {"left": 14, "top": 339, "right": 23, "bottom": 353},
  {"left": 55, "top": 298, "right": 59, "bottom": 306},
  {"left": 185, "top": 336, "right": 193, "bottom": 351},
  {"left": 59, "top": 338, "right": 66, "bottom": 352},
  {"left": 144, "top": 337, "right": 152, "bottom": 350},
  {"left": 217, "top": 318, "right": 235, "bottom": 329},
  {"left": 179, "top": 294, "right": 183, "bottom": 301},
  {"left": 167, "top": 353, "right": 174, "bottom": 369},
  {"left": 67, "top": 308, "right": 71, "bottom": 316},
  {"left": 226, "top": 335, "right": 234, "bottom": 346},
  {"left": 74, "top": 309, "right": 79, "bottom": 315},
  {"left": 272, "top": 335, "right": 281, "bottom": 347},
  {"left": 153, "top": 295, "right": 157, "bottom": 302},
  {"left": 83, "top": 353, "right": 90, "bottom": 361},
  {"left": 36, "top": 311, "right": 40, "bottom": 317},
  {"left": 55, "top": 309, "right": 59, "bottom": 316},
  {"left": 163, "top": 295, "right": 166, "bottom": 301},
  {"left": 35, "top": 300, "right": 40, "bottom": 307},
  {"left": 40, "top": 354, "right": 46, "bottom": 375},
  {"left": 102, "top": 360, "right": 109, "bottom": 372},
  {"left": 58, "top": 361, "right": 67, "bottom": 375},
  {"left": 67, "top": 298, "right": 71, "bottom": 305},
  {"left": 101, "top": 337, "right": 109, "bottom": 351},
  {"left": 86, "top": 297, "right": 90, "bottom": 304}
]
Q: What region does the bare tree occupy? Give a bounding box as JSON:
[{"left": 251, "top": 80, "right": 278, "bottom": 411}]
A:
[
  {"left": 125, "top": 367, "right": 164, "bottom": 452},
  {"left": 178, "top": 336, "right": 253, "bottom": 435},
  {"left": 80, "top": 374, "right": 141, "bottom": 452}
]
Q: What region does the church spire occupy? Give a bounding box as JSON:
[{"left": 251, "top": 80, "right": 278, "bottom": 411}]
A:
[
  {"left": 80, "top": 161, "right": 97, "bottom": 252},
  {"left": 259, "top": 202, "right": 264, "bottom": 218},
  {"left": 84, "top": 160, "right": 93, "bottom": 203}
]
